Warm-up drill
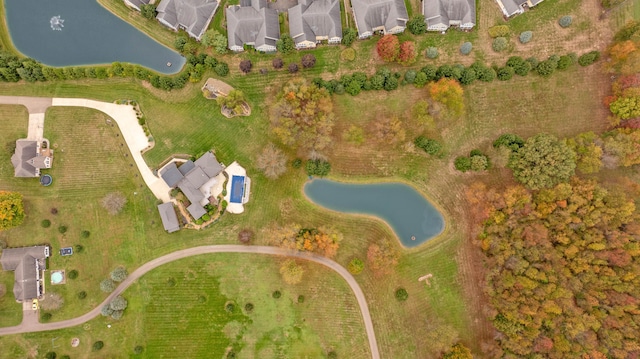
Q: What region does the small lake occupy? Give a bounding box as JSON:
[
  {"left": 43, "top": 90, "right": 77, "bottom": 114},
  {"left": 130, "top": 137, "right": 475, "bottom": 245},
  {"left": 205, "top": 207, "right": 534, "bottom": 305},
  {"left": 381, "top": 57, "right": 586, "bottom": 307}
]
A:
[
  {"left": 304, "top": 179, "right": 445, "bottom": 248},
  {"left": 4, "top": 0, "right": 185, "bottom": 74}
]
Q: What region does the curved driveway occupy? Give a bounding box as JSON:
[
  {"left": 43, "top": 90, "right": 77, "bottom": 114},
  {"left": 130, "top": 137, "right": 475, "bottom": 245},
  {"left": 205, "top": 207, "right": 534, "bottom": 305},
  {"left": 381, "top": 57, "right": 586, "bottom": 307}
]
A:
[{"left": 0, "top": 245, "right": 380, "bottom": 359}]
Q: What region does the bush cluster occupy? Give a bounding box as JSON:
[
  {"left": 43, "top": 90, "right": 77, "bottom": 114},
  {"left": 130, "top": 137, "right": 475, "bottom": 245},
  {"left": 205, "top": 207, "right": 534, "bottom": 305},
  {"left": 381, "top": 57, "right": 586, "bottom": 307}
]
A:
[
  {"left": 488, "top": 25, "right": 510, "bottom": 38},
  {"left": 454, "top": 150, "right": 490, "bottom": 172},
  {"left": 414, "top": 136, "right": 443, "bottom": 156},
  {"left": 305, "top": 159, "right": 331, "bottom": 176}
]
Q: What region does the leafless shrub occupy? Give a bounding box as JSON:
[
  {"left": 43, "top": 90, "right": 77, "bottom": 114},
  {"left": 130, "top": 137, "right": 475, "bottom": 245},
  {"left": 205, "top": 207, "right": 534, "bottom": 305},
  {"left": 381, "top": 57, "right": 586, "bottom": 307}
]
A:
[
  {"left": 256, "top": 144, "right": 287, "bottom": 179},
  {"left": 101, "top": 192, "right": 127, "bottom": 215}
]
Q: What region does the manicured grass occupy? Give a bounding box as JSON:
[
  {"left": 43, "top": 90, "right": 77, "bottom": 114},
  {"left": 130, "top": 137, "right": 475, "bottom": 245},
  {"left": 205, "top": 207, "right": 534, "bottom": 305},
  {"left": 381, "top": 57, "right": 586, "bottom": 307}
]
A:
[{"left": 0, "top": 272, "right": 22, "bottom": 327}]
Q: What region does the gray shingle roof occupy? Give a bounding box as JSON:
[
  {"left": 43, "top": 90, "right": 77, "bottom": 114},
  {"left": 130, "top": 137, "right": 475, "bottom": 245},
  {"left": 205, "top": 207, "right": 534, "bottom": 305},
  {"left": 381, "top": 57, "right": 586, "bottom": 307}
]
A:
[
  {"left": 156, "top": 0, "right": 219, "bottom": 40},
  {"left": 179, "top": 180, "right": 205, "bottom": 204},
  {"left": 125, "top": 0, "right": 151, "bottom": 11},
  {"left": 184, "top": 166, "right": 210, "bottom": 189},
  {"left": 289, "top": 0, "right": 342, "bottom": 45},
  {"left": 497, "top": 0, "right": 529, "bottom": 16},
  {"left": 11, "top": 140, "right": 38, "bottom": 177},
  {"left": 351, "top": 0, "right": 408, "bottom": 36},
  {"left": 160, "top": 162, "right": 184, "bottom": 188},
  {"left": 187, "top": 202, "right": 207, "bottom": 219},
  {"left": 226, "top": 0, "right": 280, "bottom": 50},
  {"left": 157, "top": 202, "right": 180, "bottom": 232},
  {"left": 1, "top": 246, "right": 49, "bottom": 302},
  {"left": 194, "top": 152, "right": 223, "bottom": 177},
  {"left": 423, "top": 0, "right": 475, "bottom": 29},
  {"left": 178, "top": 160, "right": 196, "bottom": 175}
]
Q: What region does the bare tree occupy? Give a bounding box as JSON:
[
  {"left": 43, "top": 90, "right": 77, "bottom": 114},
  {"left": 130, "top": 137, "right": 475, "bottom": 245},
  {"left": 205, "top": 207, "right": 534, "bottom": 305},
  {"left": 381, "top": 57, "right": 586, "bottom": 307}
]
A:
[
  {"left": 256, "top": 144, "right": 287, "bottom": 179},
  {"left": 101, "top": 192, "right": 126, "bottom": 215},
  {"left": 239, "top": 59, "right": 252, "bottom": 74},
  {"left": 301, "top": 54, "right": 316, "bottom": 68},
  {"left": 238, "top": 229, "right": 254, "bottom": 244},
  {"left": 272, "top": 58, "right": 284, "bottom": 69},
  {"left": 288, "top": 63, "right": 299, "bottom": 73}
]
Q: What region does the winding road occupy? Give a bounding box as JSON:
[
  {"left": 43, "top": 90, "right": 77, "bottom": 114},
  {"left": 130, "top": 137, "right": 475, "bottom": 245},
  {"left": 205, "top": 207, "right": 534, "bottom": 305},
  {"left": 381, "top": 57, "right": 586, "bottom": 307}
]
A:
[{"left": 0, "top": 245, "right": 380, "bottom": 359}]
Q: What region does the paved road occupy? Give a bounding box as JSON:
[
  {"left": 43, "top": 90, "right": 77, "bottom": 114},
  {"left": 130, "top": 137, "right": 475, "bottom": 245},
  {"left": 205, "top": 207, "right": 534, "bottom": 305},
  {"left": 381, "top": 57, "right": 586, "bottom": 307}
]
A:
[{"left": 0, "top": 245, "right": 380, "bottom": 359}]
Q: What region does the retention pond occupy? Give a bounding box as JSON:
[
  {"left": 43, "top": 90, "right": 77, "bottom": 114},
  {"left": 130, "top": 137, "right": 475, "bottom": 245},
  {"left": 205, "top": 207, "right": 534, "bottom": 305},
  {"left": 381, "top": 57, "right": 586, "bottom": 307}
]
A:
[
  {"left": 304, "top": 179, "right": 445, "bottom": 248},
  {"left": 4, "top": 0, "right": 185, "bottom": 74}
]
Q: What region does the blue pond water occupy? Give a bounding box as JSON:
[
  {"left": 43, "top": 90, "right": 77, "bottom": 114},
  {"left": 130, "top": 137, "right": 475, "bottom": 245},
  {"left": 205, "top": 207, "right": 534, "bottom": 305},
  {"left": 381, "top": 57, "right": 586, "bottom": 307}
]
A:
[
  {"left": 304, "top": 179, "right": 445, "bottom": 248},
  {"left": 4, "top": 0, "right": 185, "bottom": 74}
]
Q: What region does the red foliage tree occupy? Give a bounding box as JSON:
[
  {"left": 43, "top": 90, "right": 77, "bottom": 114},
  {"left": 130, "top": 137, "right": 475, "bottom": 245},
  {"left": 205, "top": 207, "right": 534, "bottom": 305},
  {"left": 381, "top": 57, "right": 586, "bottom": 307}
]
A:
[
  {"left": 376, "top": 35, "right": 400, "bottom": 62},
  {"left": 398, "top": 41, "right": 417, "bottom": 65}
]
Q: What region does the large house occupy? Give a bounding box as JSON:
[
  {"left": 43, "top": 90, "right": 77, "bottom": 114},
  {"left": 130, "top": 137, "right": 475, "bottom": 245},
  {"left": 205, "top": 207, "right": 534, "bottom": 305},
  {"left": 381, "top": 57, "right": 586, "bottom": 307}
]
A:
[
  {"left": 495, "top": 0, "right": 544, "bottom": 17},
  {"left": 156, "top": 0, "right": 219, "bottom": 40},
  {"left": 0, "top": 246, "right": 50, "bottom": 302},
  {"left": 123, "top": 0, "right": 151, "bottom": 11},
  {"left": 10, "top": 139, "right": 53, "bottom": 178},
  {"left": 160, "top": 152, "right": 225, "bottom": 220},
  {"left": 423, "top": 0, "right": 475, "bottom": 32},
  {"left": 288, "top": 0, "right": 342, "bottom": 49},
  {"left": 226, "top": 0, "right": 280, "bottom": 52},
  {"left": 351, "top": 0, "right": 408, "bottom": 39}
]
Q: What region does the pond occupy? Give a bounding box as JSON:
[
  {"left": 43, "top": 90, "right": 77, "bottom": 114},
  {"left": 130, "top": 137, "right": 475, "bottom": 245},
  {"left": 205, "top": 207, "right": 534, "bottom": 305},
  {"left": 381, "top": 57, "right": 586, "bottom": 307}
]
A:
[
  {"left": 4, "top": 0, "right": 185, "bottom": 74},
  {"left": 304, "top": 179, "right": 445, "bottom": 248}
]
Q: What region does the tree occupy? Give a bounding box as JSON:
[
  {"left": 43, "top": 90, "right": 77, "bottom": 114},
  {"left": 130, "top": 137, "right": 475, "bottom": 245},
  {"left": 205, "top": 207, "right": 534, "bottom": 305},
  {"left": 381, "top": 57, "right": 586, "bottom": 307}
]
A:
[
  {"left": 341, "top": 28, "right": 357, "bottom": 46},
  {"left": 376, "top": 35, "right": 400, "bottom": 62},
  {"left": 519, "top": 31, "right": 533, "bottom": 44},
  {"left": 374, "top": 116, "right": 405, "bottom": 144},
  {"left": 93, "top": 341, "right": 104, "bottom": 351},
  {"left": 256, "top": 144, "right": 287, "bottom": 179},
  {"left": 174, "top": 36, "right": 188, "bottom": 52},
  {"left": 536, "top": 60, "right": 556, "bottom": 77},
  {"left": 428, "top": 78, "right": 465, "bottom": 116},
  {"left": 238, "top": 229, "right": 253, "bottom": 244},
  {"left": 276, "top": 34, "right": 295, "bottom": 54},
  {"left": 217, "top": 90, "right": 247, "bottom": 115},
  {"left": 214, "top": 62, "right": 229, "bottom": 76},
  {"left": 609, "top": 95, "right": 640, "bottom": 120},
  {"left": 508, "top": 133, "right": 577, "bottom": 190},
  {"left": 414, "top": 136, "right": 442, "bottom": 155},
  {"left": 0, "top": 191, "right": 25, "bottom": 230},
  {"left": 493, "top": 133, "right": 524, "bottom": 151},
  {"left": 109, "top": 296, "right": 128, "bottom": 311},
  {"left": 305, "top": 159, "right": 331, "bottom": 176},
  {"left": 398, "top": 41, "right": 417, "bottom": 65},
  {"left": 301, "top": 54, "right": 316, "bottom": 68},
  {"left": 101, "top": 192, "right": 126, "bottom": 215},
  {"left": 454, "top": 156, "right": 472, "bottom": 172},
  {"left": 140, "top": 4, "right": 157, "bottom": 19},
  {"left": 280, "top": 259, "right": 304, "bottom": 284},
  {"left": 395, "top": 288, "right": 408, "bottom": 301},
  {"left": 366, "top": 240, "right": 398, "bottom": 276},
  {"left": 110, "top": 267, "right": 128, "bottom": 282},
  {"left": 288, "top": 63, "right": 299, "bottom": 73},
  {"left": 443, "top": 343, "right": 473, "bottom": 359},
  {"left": 202, "top": 30, "right": 227, "bottom": 54},
  {"left": 566, "top": 132, "right": 603, "bottom": 173},
  {"left": 497, "top": 66, "right": 515, "bottom": 81},
  {"left": 100, "top": 279, "right": 116, "bottom": 293},
  {"left": 347, "top": 258, "right": 364, "bottom": 274},
  {"left": 407, "top": 15, "right": 427, "bottom": 34},
  {"left": 239, "top": 59, "right": 252, "bottom": 74},
  {"left": 270, "top": 78, "right": 335, "bottom": 152}
]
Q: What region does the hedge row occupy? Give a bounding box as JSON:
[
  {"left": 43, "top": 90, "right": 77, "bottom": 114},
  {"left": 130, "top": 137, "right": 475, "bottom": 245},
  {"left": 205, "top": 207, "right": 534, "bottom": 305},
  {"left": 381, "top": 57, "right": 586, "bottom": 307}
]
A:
[
  {"left": 0, "top": 51, "right": 229, "bottom": 91},
  {"left": 312, "top": 51, "right": 600, "bottom": 95}
]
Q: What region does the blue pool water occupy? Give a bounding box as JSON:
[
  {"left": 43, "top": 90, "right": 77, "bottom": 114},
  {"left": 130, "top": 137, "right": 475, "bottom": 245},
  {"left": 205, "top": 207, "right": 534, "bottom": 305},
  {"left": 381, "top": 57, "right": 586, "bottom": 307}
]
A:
[{"left": 230, "top": 176, "right": 245, "bottom": 203}]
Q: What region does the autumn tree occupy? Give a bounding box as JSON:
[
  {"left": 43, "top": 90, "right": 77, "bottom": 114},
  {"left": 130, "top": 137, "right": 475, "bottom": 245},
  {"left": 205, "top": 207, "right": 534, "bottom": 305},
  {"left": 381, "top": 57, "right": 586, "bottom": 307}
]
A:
[
  {"left": 279, "top": 259, "right": 304, "bottom": 284},
  {"left": 366, "top": 239, "right": 399, "bottom": 276},
  {"left": 565, "top": 131, "right": 603, "bottom": 173},
  {"left": 508, "top": 133, "right": 576, "bottom": 190},
  {"left": 374, "top": 116, "right": 405, "bottom": 144},
  {"left": 256, "top": 143, "right": 287, "bottom": 179},
  {"left": 239, "top": 59, "right": 252, "bottom": 74},
  {"left": 272, "top": 58, "right": 284, "bottom": 69},
  {"left": 101, "top": 192, "right": 126, "bottom": 215},
  {"left": 0, "top": 191, "right": 25, "bottom": 230},
  {"left": 376, "top": 35, "right": 400, "bottom": 62},
  {"left": 217, "top": 90, "right": 247, "bottom": 115},
  {"left": 301, "top": 54, "right": 316, "bottom": 68},
  {"left": 270, "top": 78, "right": 335, "bottom": 152},
  {"left": 428, "top": 78, "right": 465, "bottom": 116},
  {"left": 602, "top": 128, "right": 640, "bottom": 167},
  {"left": 269, "top": 224, "right": 341, "bottom": 258},
  {"left": 442, "top": 343, "right": 473, "bottom": 359},
  {"left": 398, "top": 41, "right": 417, "bottom": 65}
]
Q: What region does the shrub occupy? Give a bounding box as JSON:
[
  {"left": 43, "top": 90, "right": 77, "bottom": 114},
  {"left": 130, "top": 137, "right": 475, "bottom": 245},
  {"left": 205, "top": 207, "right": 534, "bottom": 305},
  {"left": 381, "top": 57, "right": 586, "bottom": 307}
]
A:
[
  {"left": 470, "top": 155, "right": 490, "bottom": 171},
  {"left": 305, "top": 159, "right": 331, "bottom": 176},
  {"left": 225, "top": 302, "right": 235, "bottom": 313},
  {"left": 100, "top": 304, "right": 114, "bottom": 317},
  {"left": 488, "top": 25, "right": 510, "bottom": 38},
  {"left": 214, "top": 63, "right": 229, "bottom": 77},
  {"left": 41, "top": 219, "right": 51, "bottom": 228},
  {"left": 395, "top": 288, "right": 409, "bottom": 301},
  {"left": 459, "top": 68, "right": 477, "bottom": 85},
  {"left": 328, "top": 351, "right": 338, "bottom": 359},
  {"left": 239, "top": 59, "right": 252, "bottom": 74},
  {"left": 454, "top": 156, "right": 472, "bottom": 172},
  {"left": 407, "top": 15, "right": 427, "bottom": 34},
  {"left": 272, "top": 290, "right": 282, "bottom": 299},
  {"left": 58, "top": 225, "right": 67, "bottom": 234},
  {"left": 414, "top": 72, "right": 428, "bottom": 87},
  {"left": 272, "top": 58, "right": 284, "bottom": 69},
  {"left": 134, "top": 346, "right": 144, "bottom": 355},
  {"left": 301, "top": 54, "right": 316, "bottom": 68},
  {"left": 492, "top": 37, "right": 508, "bottom": 52},
  {"left": 493, "top": 133, "right": 524, "bottom": 151},
  {"left": 81, "top": 230, "right": 90, "bottom": 238},
  {"left": 288, "top": 63, "right": 299, "bottom": 73},
  {"left": 75, "top": 244, "right": 84, "bottom": 253},
  {"left": 297, "top": 295, "right": 305, "bottom": 303},
  {"left": 557, "top": 55, "right": 573, "bottom": 70},
  {"left": 50, "top": 207, "right": 58, "bottom": 215},
  {"left": 101, "top": 192, "right": 127, "bottom": 215},
  {"left": 276, "top": 34, "right": 295, "bottom": 54},
  {"left": 519, "top": 31, "right": 533, "bottom": 44},
  {"left": 77, "top": 291, "right": 87, "bottom": 299},
  {"left": 497, "top": 66, "right": 515, "bottom": 81},
  {"left": 404, "top": 70, "right": 417, "bottom": 84},
  {"left": 536, "top": 60, "right": 556, "bottom": 77},
  {"left": 578, "top": 51, "right": 600, "bottom": 66},
  {"left": 426, "top": 47, "right": 439, "bottom": 59},
  {"left": 348, "top": 258, "right": 365, "bottom": 274},
  {"left": 100, "top": 279, "right": 116, "bottom": 293},
  {"left": 341, "top": 28, "right": 357, "bottom": 46},
  {"left": 414, "top": 136, "right": 442, "bottom": 156},
  {"left": 460, "top": 42, "right": 472, "bottom": 55},
  {"left": 376, "top": 35, "right": 400, "bottom": 62},
  {"left": 41, "top": 312, "right": 52, "bottom": 321},
  {"left": 93, "top": 341, "right": 104, "bottom": 351},
  {"left": 559, "top": 15, "right": 572, "bottom": 28},
  {"left": 110, "top": 296, "right": 128, "bottom": 311},
  {"left": 45, "top": 352, "right": 57, "bottom": 359},
  {"left": 244, "top": 302, "right": 254, "bottom": 313},
  {"left": 292, "top": 158, "right": 302, "bottom": 168},
  {"left": 110, "top": 267, "right": 128, "bottom": 282},
  {"left": 340, "top": 48, "right": 356, "bottom": 62},
  {"left": 68, "top": 270, "right": 78, "bottom": 279}
]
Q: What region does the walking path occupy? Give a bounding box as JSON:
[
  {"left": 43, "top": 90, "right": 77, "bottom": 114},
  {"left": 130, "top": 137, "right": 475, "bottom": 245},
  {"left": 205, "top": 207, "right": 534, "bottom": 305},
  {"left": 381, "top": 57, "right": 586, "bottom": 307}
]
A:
[
  {"left": 0, "top": 245, "right": 380, "bottom": 359},
  {"left": 0, "top": 96, "right": 170, "bottom": 201}
]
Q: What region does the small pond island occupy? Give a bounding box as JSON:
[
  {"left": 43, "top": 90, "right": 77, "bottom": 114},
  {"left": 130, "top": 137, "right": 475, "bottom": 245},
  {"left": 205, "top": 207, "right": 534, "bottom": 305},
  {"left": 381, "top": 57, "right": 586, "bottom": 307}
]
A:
[{"left": 304, "top": 179, "right": 445, "bottom": 248}]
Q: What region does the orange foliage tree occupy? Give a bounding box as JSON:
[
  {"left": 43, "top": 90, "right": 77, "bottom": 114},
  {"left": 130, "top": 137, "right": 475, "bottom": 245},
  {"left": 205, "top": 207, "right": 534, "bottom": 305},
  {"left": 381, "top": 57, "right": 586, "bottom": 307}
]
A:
[
  {"left": 376, "top": 35, "right": 400, "bottom": 62},
  {"left": 398, "top": 41, "right": 417, "bottom": 65},
  {"left": 269, "top": 224, "right": 341, "bottom": 258},
  {"left": 428, "top": 78, "right": 465, "bottom": 116}
]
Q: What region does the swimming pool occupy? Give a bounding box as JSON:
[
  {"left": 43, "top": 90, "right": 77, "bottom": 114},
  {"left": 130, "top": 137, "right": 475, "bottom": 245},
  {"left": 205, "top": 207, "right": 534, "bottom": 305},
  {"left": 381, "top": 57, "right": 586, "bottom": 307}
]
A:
[{"left": 230, "top": 176, "right": 245, "bottom": 203}]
